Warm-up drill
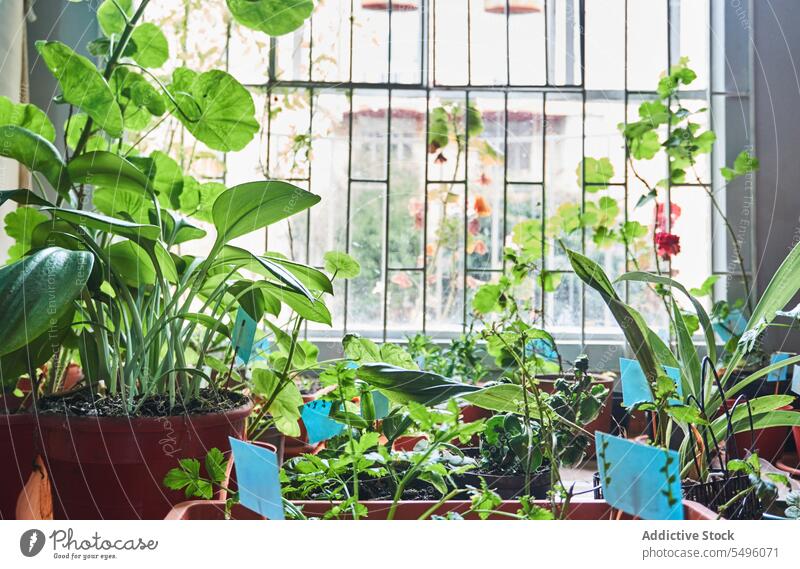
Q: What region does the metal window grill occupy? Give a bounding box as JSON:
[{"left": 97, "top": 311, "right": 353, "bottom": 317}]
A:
[{"left": 178, "top": 0, "right": 751, "bottom": 343}]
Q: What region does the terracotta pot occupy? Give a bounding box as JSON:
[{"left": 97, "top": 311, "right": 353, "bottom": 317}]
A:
[
  {"left": 537, "top": 373, "right": 616, "bottom": 456},
  {"left": 36, "top": 400, "right": 252, "bottom": 519},
  {"left": 775, "top": 452, "right": 800, "bottom": 478},
  {"left": 0, "top": 411, "right": 35, "bottom": 519},
  {"left": 165, "top": 498, "right": 715, "bottom": 520},
  {"left": 391, "top": 434, "right": 427, "bottom": 452},
  {"left": 730, "top": 404, "right": 793, "bottom": 463}
]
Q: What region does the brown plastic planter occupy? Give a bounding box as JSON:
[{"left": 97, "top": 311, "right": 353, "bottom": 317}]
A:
[
  {"left": 165, "top": 498, "right": 716, "bottom": 520},
  {"left": 36, "top": 400, "right": 252, "bottom": 519},
  {"left": 730, "top": 404, "right": 794, "bottom": 463},
  {"left": 0, "top": 412, "right": 35, "bottom": 519}
]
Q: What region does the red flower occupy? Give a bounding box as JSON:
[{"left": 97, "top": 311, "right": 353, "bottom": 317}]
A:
[
  {"left": 655, "top": 202, "right": 682, "bottom": 232},
  {"left": 655, "top": 232, "right": 681, "bottom": 260},
  {"left": 468, "top": 217, "right": 480, "bottom": 236},
  {"left": 478, "top": 172, "right": 492, "bottom": 186}
]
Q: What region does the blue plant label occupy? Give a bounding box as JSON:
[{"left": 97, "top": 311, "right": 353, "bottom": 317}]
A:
[
  {"left": 231, "top": 307, "right": 257, "bottom": 365},
  {"left": 252, "top": 336, "right": 271, "bottom": 361},
  {"left": 595, "top": 432, "right": 683, "bottom": 520},
  {"left": 229, "top": 437, "right": 284, "bottom": 520},
  {"left": 791, "top": 365, "right": 800, "bottom": 396},
  {"left": 713, "top": 308, "right": 748, "bottom": 343},
  {"left": 302, "top": 399, "right": 345, "bottom": 445},
  {"left": 620, "top": 358, "right": 683, "bottom": 407},
  {"left": 767, "top": 352, "right": 793, "bottom": 382},
  {"left": 371, "top": 390, "right": 390, "bottom": 420}
]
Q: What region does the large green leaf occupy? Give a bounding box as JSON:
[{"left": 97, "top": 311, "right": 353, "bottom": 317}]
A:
[
  {"left": 251, "top": 368, "right": 303, "bottom": 436},
  {"left": 0, "top": 247, "right": 93, "bottom": 356},
  {"left": 0, "top": 310, "right": 74, "bottom": 389},
  {"left": 68, "top": 151, "right": 154, "bottom": 195},
  {"left": 356, "top": 363, "right": 481, "bottom": 407},
  {"left": 0, "top": 189, "right": 55, "bottom": 209},
  {"left": 46, "top": 207, "right": 161, "bottom": 241},
  {"left": 226, "top": 0, "right": 314, "bottom": 36},
  {"left": 461, "top": 384, "right": 541, "bottom": 416},
  {"left": 0, "top": 96, "right": 55, "bottom": 141},
  {"left": 616, "top": 271, "right": 716, "bottom": 363},
  {"left": 262, "top": 284, "right": 331, "bottom": 325},
  {"left": 35, "top": 41, "right": 123, "bottom": 137},
  {"left": 108, "top": 241, "right": 177, "bottom": 286},
  {"left": 216, "top": 245, "right": 315, "bottom": 300},
  {"left": 167, "top": 68, "right": 258, "bottom": 151},
  {"left": 565, "top": 247, "right": 662, "bottom": 382},
  {"left": 212, "top": 181, "right": 320, "bottom": 243},
  {"left": 746, "top": 238, "right": 800, "bottom": 332},
  {"left": 93, "top": 186, "right": 153, "bottom": 224},
  {"left": 97, "top": 0, "right": 132, "bottom": 36},
  {"left": 0, "top": 126, "right": 69, "bottom": 194}
]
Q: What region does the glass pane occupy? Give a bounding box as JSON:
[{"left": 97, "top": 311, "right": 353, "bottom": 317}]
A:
[
  {"left": 506, "top": 184, "right": 543, "bottom": 241},
  {"left": 544, "top": 94, "right": 583, "bottom": 270},
  {"left": 584, "top": 0, "right": 625, "bottom": 90},
  {"left": 627, "top": 0, "right": 668, "bottom": 91},
  {"left": 386, "top": 269, "right": 423, "bottom": 338},
  {"left": 508, "top": 1, "right": 546, "bottom": 85},
  {"left": 506, "top": 93, "right": 544, "bottom": 182},
  {"left": 544, "top": 272, "right": 581, "bottom": 339},
  {"left": 428, "top": 91, "right": 467, "bottom": 182},
  {"left": 351, "top": 90, "right": 390, "bottom": 181},
  {"left": 268, "top": 88, "right": 312, "bottom": 180},
  {"left": 674, "top": 0, "right": 709, "bottom": 91},
  {"left": 311, "top": 0, "right": 352, "bottom": 82},
  {"left": 388, "top": 91, "right": 427, "bottom": 269},
  {"left": 669, "top": 186, "right": 712, "bottom": 292},
  {"left": 547, "top": 0, "right": 582, "bottom": 85},
  {"left": 468, "top": 93, "right": 505, "bottom": 270},
  {"left": 390, "top": 4, "right": 423, "bottom": 83},
  {"left": 276, "top": 26, "right": 311, "bottom": 81},
  {"left": 352, "top": 1, "right": 390, "bottom": 82},
  {"left": 347, "top": 182, "right": 387, "bottom": 334},
  {"left": 469, "top": 0, "right": 509, "bottom": 85},
  {"left": 308, "top": 91, "right": 350, "bottom": 266},
  {"left": 228, "top": 24, "right": 270, "bottom": 84},
  {"left": 426, "top": 182, "right": 465, "bottom": 332},
  {"left": 585, "top": 95, "right": 625, "bottom": 184},
  {"left": 433, "top": 0, "right": 469, "bottom": 85}
]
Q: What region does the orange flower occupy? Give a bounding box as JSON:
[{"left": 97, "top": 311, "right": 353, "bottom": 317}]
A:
[
  {"left": 425, "top": 243, "right": 436, "bottom": 256},
  {"left": 472, "top": 239, "right": 488, "bottom": 255},
  {"left": 473, "top": 195, "right": 492, "bottom": 217},
  {"left": 390, "top": 272, "right": 413, "bottom": 289}
]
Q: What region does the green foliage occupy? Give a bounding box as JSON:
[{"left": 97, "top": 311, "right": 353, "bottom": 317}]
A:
[
  {"left": 3, "top": 207, "right": 49, "bottom": 262},
  {"left": 167, "top": 68, "right": 259, "bottom": 152},
  {"left": 251, "top": 368, "right": 303, "bottom": 436},
  {"left": 129, "top": 23, "right": 169, "bottom": 68},
  {"left": 36, "top": 40, "right": 123, "bottom": 137},
  {"left": 163, "top": 447, "right": 229, "bottom": 500},
  {"left": 226, "top": 0, "right": 314, "bottom": 36},
  {"left": 323, "top": 251, "right": 361, "bottom": 279},
  {"left": 0, "top": 96, "right": 55, "bottom": 141}
]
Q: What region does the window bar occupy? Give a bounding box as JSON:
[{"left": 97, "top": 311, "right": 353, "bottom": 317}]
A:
[
  {"left": 501, "top": 92, "right": 510, "bottom": 275},
  {"left": 422, "top": 3, "right": 432, "bottom": 334},
  {"left": 623, "top": 0, "right": 630, "bottom": 310},
  {"left": 382, "top": 1, "right": 395, "bottom": 341},
  {"left": 343, "top": 0, "right": 356, "bottom": 334},
  {"left": 462, "top": 90, "right": 472, "bottom": 332},
  {"left": 544, "top": 0, "right": 550, "bottom": 85},
  {"left": 264, "top": 86, "right": 273, "bottom": 251},
  {"left": 466, "top": 0, "right": 472, "bottom": 87},
  {"left": 540, "top": 92, "right": 548, "bottom": 327},
  {"left": 579, "top": 0, "right": 587, "bottom": 346}
]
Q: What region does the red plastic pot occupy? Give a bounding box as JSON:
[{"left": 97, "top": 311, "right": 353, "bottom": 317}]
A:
[
  {"left": 36, "top": 400, "right": 252, "bottom": 519},
  {"left": 391, "top": 434, "right": 427, "bottom": 452},
  {"left": 731, "top": 405, "right": 793, "bottom": 463},
  {"left": 165, "top": 498, "right": 715, "bottom": 520},
  {"left": 0, "top": 412, "right": 35, "bottom": 519}
]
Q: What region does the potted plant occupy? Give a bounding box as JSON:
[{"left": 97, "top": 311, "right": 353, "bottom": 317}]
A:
[
  {"left": 0, "top": 246, "right": 94, "bottom": 518},
  {"left": 564, "top": 239, "right": 800, "bottom": 519},
  {"left": 0, "top": 0, "right": 322, "bottom": 519}
]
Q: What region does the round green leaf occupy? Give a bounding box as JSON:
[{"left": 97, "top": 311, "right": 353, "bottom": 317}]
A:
[
  {"left": 323, "top": 251, "right": 360, "bottom": 279},
  {"left": 0, "top": 96, "right": 55, "bottom": 142},
  {"left": 226, "top": 0, "right": 314, "bottom": 36},
  {"left": 97, "top": 0, "right": 132, "bottom": 36},
  {"left": 130, "top": 23, "right": 169, "bottom": 68},
  {"left": 0, "top": 247, "right": 94, "bottom": 357},
  {"left": 35, "top": 40, "right": 123, "bottom": 137},
  {"left": 167, "top": 68, "right": 258, "bottom": 152}
]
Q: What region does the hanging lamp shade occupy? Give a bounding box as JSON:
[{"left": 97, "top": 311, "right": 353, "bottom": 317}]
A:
[
  {"left": 484, "top": 0, "right": 543, "bottom": 14},
  {"left": 361, "top": 0, "right": 420, "bottom": 11}
]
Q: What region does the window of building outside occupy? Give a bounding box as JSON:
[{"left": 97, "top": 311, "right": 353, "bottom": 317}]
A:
[{"left": 139, "top": 0, "right": 752, "bottom": 346}]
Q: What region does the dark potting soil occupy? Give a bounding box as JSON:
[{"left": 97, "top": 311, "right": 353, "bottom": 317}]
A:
[{"left": 37, "top": 388, "right": 248, "bottom": 418}]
